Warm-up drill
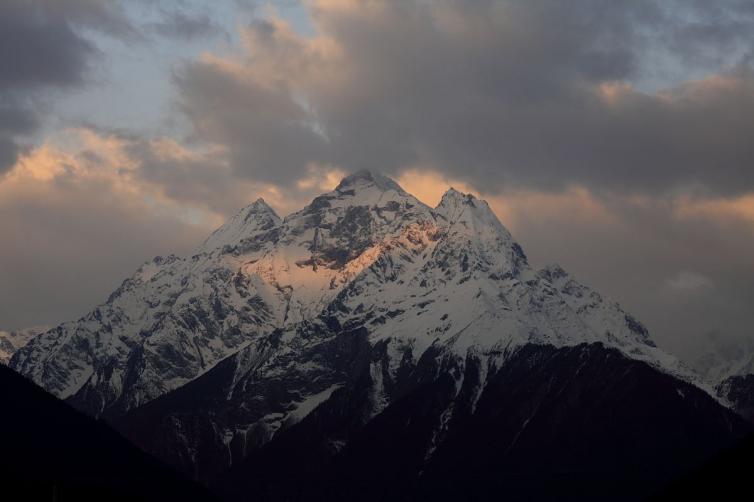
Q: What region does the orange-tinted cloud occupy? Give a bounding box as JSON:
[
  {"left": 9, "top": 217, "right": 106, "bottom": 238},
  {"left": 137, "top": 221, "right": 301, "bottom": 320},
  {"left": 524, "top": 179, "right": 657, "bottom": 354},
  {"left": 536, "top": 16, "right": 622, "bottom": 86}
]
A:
[{"left": 673, "top": 194, "right": 754, "bottom": 224}]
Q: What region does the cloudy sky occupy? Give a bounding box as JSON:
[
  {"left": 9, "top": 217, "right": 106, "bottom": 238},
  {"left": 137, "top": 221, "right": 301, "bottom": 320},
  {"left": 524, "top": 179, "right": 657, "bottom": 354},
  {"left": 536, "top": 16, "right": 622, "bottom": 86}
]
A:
[{"left": 2, "top": 0, "right": 753, "bottom": 363}]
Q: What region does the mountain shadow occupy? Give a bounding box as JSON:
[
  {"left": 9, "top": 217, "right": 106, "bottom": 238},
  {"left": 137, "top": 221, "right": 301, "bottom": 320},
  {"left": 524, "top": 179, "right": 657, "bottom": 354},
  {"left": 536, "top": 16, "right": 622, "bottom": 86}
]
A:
[
  {"left": 0, "top": 365, "right": 216, "bottom": 502},
  {"left": 118, "top": 342, "right": 749, "bottom": 501}
]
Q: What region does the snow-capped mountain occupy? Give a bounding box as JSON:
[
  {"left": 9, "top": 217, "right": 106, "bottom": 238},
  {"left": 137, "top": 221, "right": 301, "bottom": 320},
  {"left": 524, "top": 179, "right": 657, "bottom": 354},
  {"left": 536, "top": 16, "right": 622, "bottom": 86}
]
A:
[
  {"left": 11, "top": 199, "right": 283, "bottom": 415},
  {"left": 12, "top": 170, "right": 683, "bottom": 414},
  {"left": 0, "top": 326, "right": 46, "bottom": 364},
  {"left": 10, "top": 171, "right": 747, "bottom": 498},
  {"left": 694, "top": 338, "right": 754, "bottom": 383},
  {"left": 694, "top": 338, "right": 754, "bottom": 421}
]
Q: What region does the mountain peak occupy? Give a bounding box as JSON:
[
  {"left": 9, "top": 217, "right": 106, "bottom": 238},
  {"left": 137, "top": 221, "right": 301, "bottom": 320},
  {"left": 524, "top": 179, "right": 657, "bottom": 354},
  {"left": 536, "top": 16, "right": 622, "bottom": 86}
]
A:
[
  {"left": 198, "top": 197, "right": 280, "bottom": 253},
  {"left": 235, "top": 197, "right": 278, "bottom": 219},
  {"left": 335, "top": 169, "right": 405, "bottom": 194},
  {"left": 439, "top": 187, "right": 474, "bottom": 205},
  {"left": 436, "top": 187, "right": 502, "bottom": 229}
]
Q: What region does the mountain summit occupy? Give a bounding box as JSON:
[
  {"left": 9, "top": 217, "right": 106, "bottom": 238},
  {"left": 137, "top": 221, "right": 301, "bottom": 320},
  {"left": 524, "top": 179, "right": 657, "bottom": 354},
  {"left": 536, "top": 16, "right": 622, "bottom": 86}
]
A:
[
  {"left": 10, "top": 171, "right": 747, "bottom": 499},
  {"left": 335, "top": 168, "right": 406, "bottom": 193}
]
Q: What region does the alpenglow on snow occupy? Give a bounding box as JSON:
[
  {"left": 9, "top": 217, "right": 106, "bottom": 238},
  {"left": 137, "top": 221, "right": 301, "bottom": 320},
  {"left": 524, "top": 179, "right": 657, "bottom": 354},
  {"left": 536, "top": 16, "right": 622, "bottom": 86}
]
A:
[{"left": 12, "top": 169, "right": 687, "bottom": 427}]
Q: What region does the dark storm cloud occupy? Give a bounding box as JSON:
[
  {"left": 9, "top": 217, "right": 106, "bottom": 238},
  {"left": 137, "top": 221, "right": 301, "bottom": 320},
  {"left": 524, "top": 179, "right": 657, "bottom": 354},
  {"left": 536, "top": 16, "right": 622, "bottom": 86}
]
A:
[
  {"left": 173, "top": 45, "right": 329, "bottom": 185},
  {"left": 0, "top": 98, "right": 40, "bottom": 171},
  {"left": 313, "top": 0, "right": 754, "bottom": 196},
  {"left": 0, "top": 7, "right": 94, "bottom": 89},
  {"left": 172, "top": 0, "right": 754, "bottom": 196},
  {"left": 0, "top": 0, "right": 135, "bottom": 174}
]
